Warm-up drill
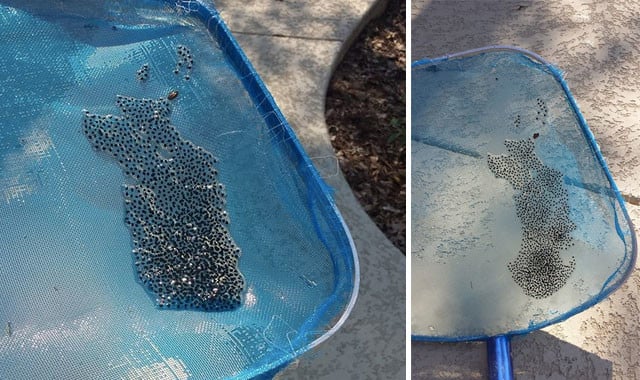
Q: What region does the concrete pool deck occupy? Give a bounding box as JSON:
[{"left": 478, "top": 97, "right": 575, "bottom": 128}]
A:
[
  {"left": 412, "top": 1, "right": 640, "bottom": 379},
  {"left": 213, "top": 1, "right": 406, "bottom": 379}
]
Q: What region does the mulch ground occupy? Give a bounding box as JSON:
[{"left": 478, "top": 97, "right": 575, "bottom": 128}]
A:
[{"left": 326, "top": 0, "right": 406, "bottom": 253}]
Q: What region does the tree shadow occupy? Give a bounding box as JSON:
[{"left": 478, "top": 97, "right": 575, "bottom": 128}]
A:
[{"left": 215, "top": 0, "right": 389, "bottom": 79}]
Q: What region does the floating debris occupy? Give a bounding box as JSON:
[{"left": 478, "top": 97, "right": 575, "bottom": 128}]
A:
[
  {"left": 299, "top": 275, "right": 317, "bottom": 288},
  {"left": 82, "top": 95, "right": 244, "bottom": 311},
  {"left": 488, "top": 138, "right": 576, "bottom": 299}
]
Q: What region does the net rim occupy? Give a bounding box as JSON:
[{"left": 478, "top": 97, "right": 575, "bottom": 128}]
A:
[{"left": 411, "top": 45, "right": 637, "bottom": 342}]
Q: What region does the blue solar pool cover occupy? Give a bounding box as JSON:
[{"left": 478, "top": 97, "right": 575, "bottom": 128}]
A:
[
  {"left": 0, "top": 1, "right": 358, "bottom": 379},
  {"left": 411, "top": 47, "right": 636, "bottom": 341}
]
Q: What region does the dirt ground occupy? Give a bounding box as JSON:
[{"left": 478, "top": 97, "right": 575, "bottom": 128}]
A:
[{"left": 326, "top": 0, "right": 406, "bottom": 253}]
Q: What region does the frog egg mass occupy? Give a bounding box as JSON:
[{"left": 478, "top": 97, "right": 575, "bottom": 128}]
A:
[
  {"left": 175, "top": 45, "right": 193, "bottom": 80},
  {"left": 136, "top": 63, "right": 149, "bottom": 81},
  {"left": 82, "top": 95, "right": 244, "bottom": 311},
  {"left": 488, "top": 138, "right": 576, "bottom": 299}
]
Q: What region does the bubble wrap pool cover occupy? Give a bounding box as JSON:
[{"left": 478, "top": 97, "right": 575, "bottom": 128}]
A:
[
  {"left": 411, "top": 47, "right": 636, "bottom": 341},
  {"left": 0, "top": 1, "right": 358, "bottom": 379}
]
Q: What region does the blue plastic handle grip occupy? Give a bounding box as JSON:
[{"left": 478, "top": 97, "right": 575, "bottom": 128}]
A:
[{"left": 487, "top": 336, "right": 514, "bottom": 380}]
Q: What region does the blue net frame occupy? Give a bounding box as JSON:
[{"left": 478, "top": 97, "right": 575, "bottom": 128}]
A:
[{"left": 411, "top": 46, "right": 636, "bottom": 342}]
